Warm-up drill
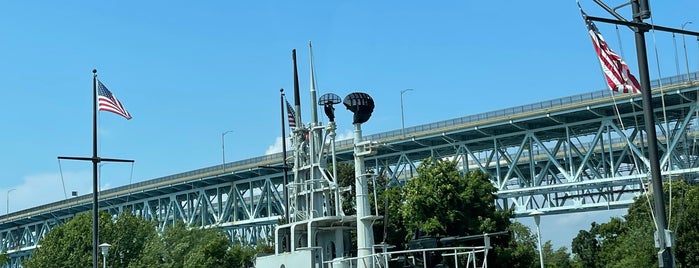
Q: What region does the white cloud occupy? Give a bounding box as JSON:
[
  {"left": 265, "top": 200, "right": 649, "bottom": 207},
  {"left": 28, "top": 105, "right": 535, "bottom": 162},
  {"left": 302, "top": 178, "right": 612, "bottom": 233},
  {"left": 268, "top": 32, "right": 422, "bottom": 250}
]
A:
[
  {"left": 5, "top": 170, "right": 93, "bottom": 213},
  {"left": 335, "top": 129, "right": 354, "bottom": 142},
  {"left": 265, "top": 136, "right": 292, "bottom": 155}
]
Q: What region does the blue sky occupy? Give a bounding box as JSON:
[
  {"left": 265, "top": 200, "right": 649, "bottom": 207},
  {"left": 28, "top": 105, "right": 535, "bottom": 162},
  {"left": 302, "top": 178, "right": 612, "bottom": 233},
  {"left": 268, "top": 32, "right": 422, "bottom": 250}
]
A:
[{"left": 0, "top": 1, "right": 696, "bottom": 249}]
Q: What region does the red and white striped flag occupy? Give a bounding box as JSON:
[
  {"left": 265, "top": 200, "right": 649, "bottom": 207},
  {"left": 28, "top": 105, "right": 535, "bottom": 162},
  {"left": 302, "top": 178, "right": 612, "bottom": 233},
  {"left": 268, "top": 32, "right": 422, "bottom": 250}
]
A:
[
  {"left": 582, "top": 11, "right": 641, "bottom": 94},
  {"left": 97, "top": 80, "right": 132, "bottom": 119},
  {"left": 285, "top": 99, "right": 296, "bottom": 128}
]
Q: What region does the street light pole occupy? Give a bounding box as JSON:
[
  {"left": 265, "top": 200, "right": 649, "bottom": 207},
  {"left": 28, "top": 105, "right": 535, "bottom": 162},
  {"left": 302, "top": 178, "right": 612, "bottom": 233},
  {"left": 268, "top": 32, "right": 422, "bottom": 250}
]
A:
[
  {"left": 682, "top": 22, "right": 693, "bottom": 82},
  {"left": 6, "top": 189, "right": 16, "bottom": 214},
  {"left": 99, "top": 243, "right": 110, "bottom": 268},
  {"left": 222, "top": 130, "right": 234, "bottom": 173},
  {"left": 530, "top": 210, "right": 544, "bottom": 268},
  {"left": 400, "top": 89, "right": 413, "bottom": 136}
]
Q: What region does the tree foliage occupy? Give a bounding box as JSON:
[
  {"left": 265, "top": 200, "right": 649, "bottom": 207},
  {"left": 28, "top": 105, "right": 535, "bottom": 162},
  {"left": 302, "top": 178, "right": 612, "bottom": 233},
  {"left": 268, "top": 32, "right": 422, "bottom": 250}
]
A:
[
  {"left": 373, "top": 185, "right": 408, "bottom": 249},
  {"left": 0, "top": 253, "right": 8, "bottom": 266},
  {"left": 572, "top": 180, "right": 699, "bottom": 267},
  {"left": 334, "top": 161, "right": 406, "bottom": 250},
  {"left": 24, "top": 211, "right": 156, "bottom": 268},
  {"left": 401, "top": 158, "right": 551, "bottom": 267},
  {"left": 335, "top": 162, "right": 358, "bottom": 216},
  {"left": 673, "top": 182, "right": 699, "bottom": 267},
  {"left": 540, "top": 241, "right": 573, "bottom": 268},
  {"left": 503, "top": 221, "right": 538, "bottom": 268},
  {"left": 401, "top": 158, "right": 510, "bottom": 237},
  {"left": 495, "top": 221, "right": 574, "bottom": 268},
  {"left": 129, "top": 221, "right": 260, "bottom": 268},
  {"left": 571, "top": 226, "right": 601, "bottom": 268},
  {"left": 23, "top": 211, "right": 263, "bottom": 268},
  {"left": 337, "top": 158, "right": 575, "bottom": 267},
  {"left": 109, "top": 211, "right": 160, "bottom": 267}
]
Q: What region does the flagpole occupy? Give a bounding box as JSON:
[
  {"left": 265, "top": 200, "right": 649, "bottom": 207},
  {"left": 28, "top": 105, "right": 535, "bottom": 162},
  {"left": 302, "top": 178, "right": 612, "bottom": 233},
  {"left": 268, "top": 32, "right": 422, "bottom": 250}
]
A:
[
  {"left": 91, "top": 69, "right": 100, "bottom": 268},
  {"left": 280, "top": 88, "right": 290, "bottom": 224},
  {"left": 629, "top": 2, "right": 673, "bottom": 266},
  {"left": 583, "top": 2, "right": 699, "bottom": 265},
  {"left": 58, "top": 70, "right": 134, "bottom": 268}
]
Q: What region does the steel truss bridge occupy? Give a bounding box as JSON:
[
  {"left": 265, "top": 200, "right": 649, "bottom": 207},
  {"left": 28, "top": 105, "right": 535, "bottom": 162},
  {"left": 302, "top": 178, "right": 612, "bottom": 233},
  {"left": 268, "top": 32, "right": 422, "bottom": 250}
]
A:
[{"left": 1, "top": 73, "right": 698, "bottom": 266}]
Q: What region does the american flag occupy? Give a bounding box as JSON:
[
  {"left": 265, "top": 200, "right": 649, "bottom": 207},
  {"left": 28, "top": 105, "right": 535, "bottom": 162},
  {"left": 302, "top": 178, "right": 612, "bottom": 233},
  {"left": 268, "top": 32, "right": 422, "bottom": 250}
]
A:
[
  {"left": 286, "top": 99, "right": 297, "bottom": 128},
  {"left": 98, "top": 81, "right": 132, "bottom": 120},
  {"left": 582, "top": 11, "right": 641, "bottom": 94}
]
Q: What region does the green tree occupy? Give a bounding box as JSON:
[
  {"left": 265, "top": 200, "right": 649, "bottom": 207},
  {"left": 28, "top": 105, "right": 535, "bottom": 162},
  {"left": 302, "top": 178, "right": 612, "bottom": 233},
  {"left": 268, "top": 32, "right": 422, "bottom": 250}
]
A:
[
  {"left": 337, "top": 157, "right": 578, "bottom": 267},
  {"left": 493, "top": 222, "right": 573, "bottom": 268},
  {"left": 538, "top": 241, "right": 572, "bottom": 268},
  {"left": 24, "top": 211, "right": 157, "bottom": 268},
  {"left": 108, "top": 212, "right": 159, "bottom": 267},
  {"left": 130, "top": 221, "right": 262, "bottom": 268},
  {"left": 0, "top": 252, "right": 8, "bottom": 266},
  {"left": 503, "top": 221, "right": 537, "bottom": 268},
  {"left": 373, "top": 185, "right": 408, "bottom": 249},
  {"left": 571, "top": 224, "right": 601, "bottom": 268},
  {"left": 25, "top": 213, "right": 96, "bottom": 267},
  {"left": 571, "top": 180, "right": 699, "bottom": 268},
  {"left": 223, "top": 243, "right": 258, "bottom": 268},
  {"left": 401, "top": 158, "right": 510, "bottom": 237},
  {"left": 334, "top": 161, "right": 408, "bottom": 251},
  {"left": 23, "top": 210, "right": 263, "bottom": 268},
  {"left": 673, "top": 183, "right": 699, "bottom": 267},
  {"left": 131, "top": 221, "right": 226, "bottom": 267},
  {"left": 335, "top": 162, "right": 357, "bottom": 216},
  {"left": 400, "top": 158, "right": 520, "bottom": 267}
]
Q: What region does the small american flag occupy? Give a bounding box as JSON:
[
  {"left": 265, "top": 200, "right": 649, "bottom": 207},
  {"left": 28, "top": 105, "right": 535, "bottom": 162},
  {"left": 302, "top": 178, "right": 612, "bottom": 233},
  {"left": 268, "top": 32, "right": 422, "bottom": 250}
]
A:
[
  {"left": 582, "top": 10, "right": 641, "bottom": 94},
  {"left": 98, "top": 81, "right": 132, "bottom": 120},
  {"left": 286, "top": 99, "right": 296, "bottom": 128}
]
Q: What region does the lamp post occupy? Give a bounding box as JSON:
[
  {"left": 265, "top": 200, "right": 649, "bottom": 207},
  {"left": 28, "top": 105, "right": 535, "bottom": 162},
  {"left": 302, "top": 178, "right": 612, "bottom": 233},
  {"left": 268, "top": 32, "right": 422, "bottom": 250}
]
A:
[
  {"left": 682, "top": 22, "right": 693, "bottom": 82},
  {"left": 98, "top": 243, "right": 111, "bottom": 268},
  {"left": 6, "top": 189, "right": 16, "bottom": 214},
  {"left": 400, "top": 89, "right": 413, "bottom": 136},
  {"left": 530, "top": 210, "right": 544, "bottom": 268},
  {"left": 222, "top": 130, "right": 234, "bottom": 172}
]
